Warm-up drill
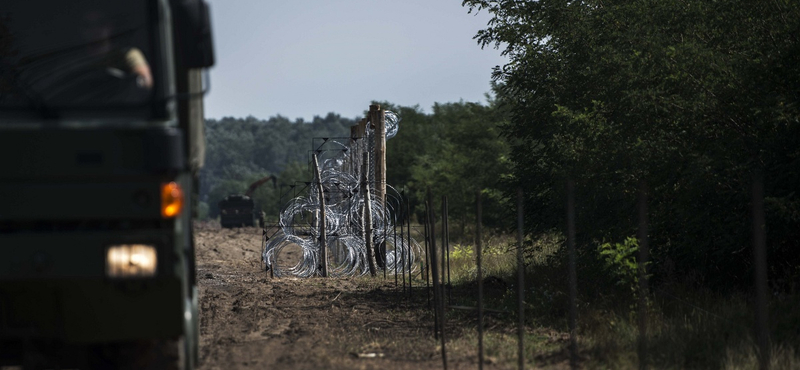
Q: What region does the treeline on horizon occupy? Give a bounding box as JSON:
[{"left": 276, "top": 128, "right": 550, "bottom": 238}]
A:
[
  {"left": 199, "top": 101, "right": 510, "bottom": 232},
  {"left": 202, "top": 0, "right": 800, "bottom": 297},
  {"left": 200, "top": 113, "right": 356, "bottom": 219}
]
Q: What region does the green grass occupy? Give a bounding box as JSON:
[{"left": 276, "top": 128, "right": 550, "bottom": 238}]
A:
[{"left": 434, "top": 231, "right": 800, "bottom": 369}]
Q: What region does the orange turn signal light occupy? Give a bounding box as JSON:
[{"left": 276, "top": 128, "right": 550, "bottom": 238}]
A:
[{"left": 161, "top": 182, "right": 184, "bottom": 218}]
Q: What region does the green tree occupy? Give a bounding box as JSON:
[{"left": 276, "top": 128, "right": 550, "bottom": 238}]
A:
[
  {"left": 408, "top": 100, "right": 511, "bottom": 234},
  {"left": 463, "top": 0, "right": 800, "bottom": 290}
]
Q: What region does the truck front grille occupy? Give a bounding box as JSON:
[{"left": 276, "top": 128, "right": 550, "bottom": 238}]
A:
[{"left": 0, "top": 219, "right": 170, "bottom": 234}]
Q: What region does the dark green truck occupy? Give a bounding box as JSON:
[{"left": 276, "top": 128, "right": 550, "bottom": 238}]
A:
[
  {"left": 218, "top": 175, "right": 275, "bottom": 228},
  {"left": 0, "top": 0, "right": 214, "bottom": 368},
  {"left": 218, "top": 194, "right": 262, "bottom": 228}
]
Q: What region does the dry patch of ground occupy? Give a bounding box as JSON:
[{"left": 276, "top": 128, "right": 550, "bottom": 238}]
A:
[
  {"left": 196, "top": 223, "right": 471, "bottom": 369},
  {"left": 194, "top": 222, "right": 575, "bottom": 370}
]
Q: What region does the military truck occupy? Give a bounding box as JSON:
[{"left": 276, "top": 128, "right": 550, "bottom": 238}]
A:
[
  {"left": 218, "top": 194, "right": 262, "bottom": 228},
  {"left": 218, "top": 175, "right": 276, "bottom": 228},
  {"left": 0, "top": 0, "right": 214, "bottom": 368}
]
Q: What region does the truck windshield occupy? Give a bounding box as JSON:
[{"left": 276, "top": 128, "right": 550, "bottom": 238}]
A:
[{"left": 0, "top": 1, "right": 157, "bottom": 116}]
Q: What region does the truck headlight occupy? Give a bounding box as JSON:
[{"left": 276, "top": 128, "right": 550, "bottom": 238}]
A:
[{"left": 106, "top": 244, "right": 158, "bottom": 278}]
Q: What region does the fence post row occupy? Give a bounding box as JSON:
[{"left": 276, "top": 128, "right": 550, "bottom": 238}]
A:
[
  {"left": 337, "top": 111, "right": 772, "bottom": 370},
  {"left": 265, "top": 104, "right": 780, "bottom": 369}
]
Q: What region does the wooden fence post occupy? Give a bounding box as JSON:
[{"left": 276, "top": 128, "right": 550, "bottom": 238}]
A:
[
  {"left": 370, "top": 104, "right": 386, "bottom": 207},
  {"left": 370, "top": 105, "right": 387, "bottom": 269}
]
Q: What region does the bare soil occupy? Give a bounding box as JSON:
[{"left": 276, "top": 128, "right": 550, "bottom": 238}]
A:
[{"left": 194, "top": 222, "right": 524, "bottom": 370}]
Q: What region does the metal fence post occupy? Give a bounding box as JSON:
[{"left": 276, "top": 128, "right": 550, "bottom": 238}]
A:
[
  {"left": 517, "top": 188, "right": 525, "bottom": 370},
  {"left": 427, "top": 189, "right": 447, "bottom": 370},
  {"left": 424, "top": 202, "right": 432, "bottom": 310},
  {"left": 476, "top": 190, "right": 484, "bottom": 370},
  {"left": 442, "top": 195, "right": 450, "bottom": 305},
  {"left": 752, "top": 170, "right": 770, "bottom": 370},
  {"left": 567, "top": 179, "right": 578, "bottom": 369},
  {"left": 312, "top": 153, "right": 328, "bottom": 277},
  {"left": 407, "top": 199, "right": 413, "bottom": 301},
  {"left": 637, "top": 179, "right": 649, "bottom": 370}
]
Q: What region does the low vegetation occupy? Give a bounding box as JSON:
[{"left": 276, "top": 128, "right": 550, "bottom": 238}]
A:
[{"left": 432, "top": 231, "right": 800, "bottom": 369}]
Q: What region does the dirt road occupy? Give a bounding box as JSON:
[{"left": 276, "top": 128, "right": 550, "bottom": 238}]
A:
[{"left": 194, "top": 222, "right": 498, "bottom": 370}]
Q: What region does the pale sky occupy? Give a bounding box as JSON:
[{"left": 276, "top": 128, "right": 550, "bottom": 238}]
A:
[{"left": 204, "top": 0, "right": 507, "bottom": 121}]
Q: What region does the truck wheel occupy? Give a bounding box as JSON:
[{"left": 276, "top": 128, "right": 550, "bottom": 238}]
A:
[{"left": 89, "top": 338, "right": 188, "bottom": 370}]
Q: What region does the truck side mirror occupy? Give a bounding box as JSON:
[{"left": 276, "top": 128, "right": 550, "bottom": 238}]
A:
[{"left": 173, "top": 0, "right": 215, "bottom": 68}]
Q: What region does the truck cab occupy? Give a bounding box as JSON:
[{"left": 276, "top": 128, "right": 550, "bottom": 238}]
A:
[{"left": 0, "top": 0, "right": 214, "bottom": 368}]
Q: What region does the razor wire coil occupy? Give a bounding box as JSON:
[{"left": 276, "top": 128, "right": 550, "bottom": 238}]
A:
[{"left": 263, "top": 111, "right": 420, "bottom": 277}]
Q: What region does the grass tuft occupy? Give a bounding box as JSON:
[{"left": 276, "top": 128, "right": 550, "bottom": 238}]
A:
[{"left": 435, "top": 230, "right": 800, "bottom": 369}]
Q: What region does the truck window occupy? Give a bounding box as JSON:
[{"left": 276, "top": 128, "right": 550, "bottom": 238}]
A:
[{"left": 0, "top": 0, "right": 156, "bottom": 115}]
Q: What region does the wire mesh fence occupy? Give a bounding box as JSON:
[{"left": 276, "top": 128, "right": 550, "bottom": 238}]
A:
[{"left": 257, "top": 105, "right": 779, "bottom": 370}]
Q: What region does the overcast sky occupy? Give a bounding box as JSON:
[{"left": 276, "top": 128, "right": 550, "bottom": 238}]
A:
[{"left": 204, "top": 0, "right": 507, "bottom": 121}]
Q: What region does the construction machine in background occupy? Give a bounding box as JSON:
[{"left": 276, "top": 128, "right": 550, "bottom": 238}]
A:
[
  {"left": 218, "top": 175, "right": 277, "bottom": 228},
  {"left": 0, "top": 0, "right": 214, "bottom": 368}
]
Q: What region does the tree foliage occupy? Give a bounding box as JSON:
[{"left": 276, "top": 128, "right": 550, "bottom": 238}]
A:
[
  {"left": 380, "top": 100, "right": 512, "bottom": 234},
  {"left": 201, "top": 113, "right": 357, "bottom": 218},
  {"left": 463, "top": 0, "right": 800, "bottom": 290}
]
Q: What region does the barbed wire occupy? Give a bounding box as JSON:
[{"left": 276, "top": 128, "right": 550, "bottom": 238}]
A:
[{"left": 262, "top": 111, "right": 420, "bottom": 277}]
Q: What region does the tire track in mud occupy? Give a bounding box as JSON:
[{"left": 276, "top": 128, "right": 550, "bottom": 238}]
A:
[{"left": 195, "top": 224, "right": 285, "bottom": 369}]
